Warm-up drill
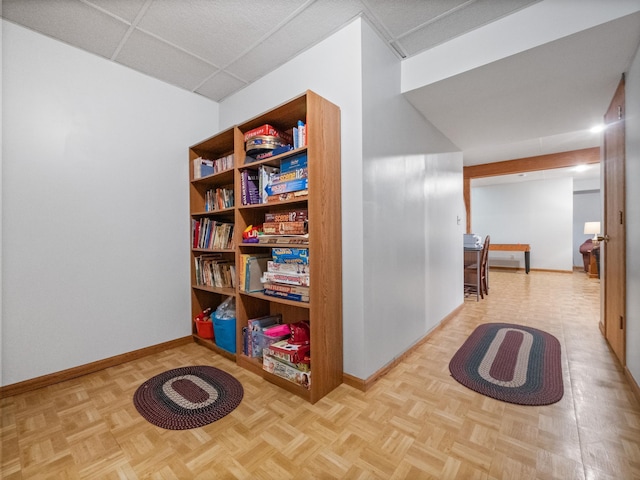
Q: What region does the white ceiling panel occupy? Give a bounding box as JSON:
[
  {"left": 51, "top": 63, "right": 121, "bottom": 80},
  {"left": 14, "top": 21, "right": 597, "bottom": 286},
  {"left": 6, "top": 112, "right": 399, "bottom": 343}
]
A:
[
  {"left": 115, "top": 29, "right": 218, "bottom": 91},
  {"left": 363, "top": 0, "right": 470, "bottom": 38},
  {"left": 226, "top": 0, "right": 364, "bottom": 83},
  {"left": 137, "top": 0, "right": 305, "bottom": 68},
  {"left": 2, "top": 0, "right": 129, "bottom": 59},
  {"left": 196, "top": 71, "right": 248, "bottom": 101},
  {"left": 85, "top": 0, "right": 150, "bottom": 23}
]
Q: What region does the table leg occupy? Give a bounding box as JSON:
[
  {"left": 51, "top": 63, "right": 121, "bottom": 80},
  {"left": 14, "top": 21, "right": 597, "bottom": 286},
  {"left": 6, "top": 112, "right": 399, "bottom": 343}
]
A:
[
  {"left": 524, "top": 251, "right": 530, "bottom": 274},
  {"left": 476, "top": 249, "right": 480, "bottom": 301}
]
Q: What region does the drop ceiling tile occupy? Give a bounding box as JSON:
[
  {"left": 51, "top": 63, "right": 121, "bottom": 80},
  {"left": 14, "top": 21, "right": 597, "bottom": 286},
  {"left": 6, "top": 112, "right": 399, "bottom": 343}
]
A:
[
  {"left": 195, "top": 71, "right": 247, "bottom": 102},
  {"left": 226, "top": 0, "right": 364, "bottom": 82},
  {"left": 85, "top": 0, "right": 150, "bottom": 23},
  {"left": 115, "top": 29, "right": 218, "bottom": 91},
  {"left": 398, "top": 0, "right": 540, "bottom": 56},
  {"left": 2, "top": 0, "right": 129, "bottom": 59},
  {"left": 137, "top": 0, "right": 305, "bottom": 68},
  {"left": 363, "top": 0, "right": 469, "bottom": 38}
]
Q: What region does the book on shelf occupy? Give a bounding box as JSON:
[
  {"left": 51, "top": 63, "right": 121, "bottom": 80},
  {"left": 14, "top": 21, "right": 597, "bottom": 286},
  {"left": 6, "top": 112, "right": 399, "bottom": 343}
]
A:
[
  {"left": 266, "top": 261, "right": 309, "bottom": 274},
  {"left": 264, "top": 209, "right": 307, "bottom": 223},
  {"left": 193, "top": 154, "right": 234, "bottom": 179},
  {"left": 271, "top": 247, "right": 309, "bottom": 264},
  {"left": 240, "top": 169, "right": 260, "bottom": 205},
  {"left": 266, "top": 190, "right": 308, "bottom": 203},
  {"left": 263, "top": 288, "right": 309, "bottom": 303},
  {"left": 262, "top": 221, "right": 307, "bottom": 235},
  {"left": 292, "top": 121, "right": 308, "bottom": 150},
  {"left": 263, "top": 345, "right": 310, "bottom": 372},
  {"left": 258, "top": 164, "right": 279, "bottom": 204},
  {"left": 265, "top": 177, "right": 308, "bottom": 196},
  {"left": 205, "top": 187, "right": 234, "bottom": 211},
  {"left": 238, "top": 254, "right": 270, "bottom": 292},
  {"left": 262, "top": 282, "right": 309, "bottom": 296},
  {"left": 246, "top": 314, "right": 282, "bottom": 357},
  {"left": 246, "top": 145, "right": 293, "bottom": 163},
  {"left": 263, "top": 353, "right": 311, "bottom": 389},
  {"left": 266, "top": 339, "right": 310, "bottom": 365},
  {"left": 192, "top": 219, "right": 234, "bottom": 250},
  {"left": 244, "top": 124, "right": 292, "bottom": 144},
  {"left": 270, "top": 167, "right": 307, "bottom": 184},
  {"left": 280, "top": 153, "right": 307, "bottom": 173},
  {"left": 262, "top": 271, "right": 310, "bottom": 287},
  {"left": 257, "top": 234, "right": 309, "bottom": 245}
]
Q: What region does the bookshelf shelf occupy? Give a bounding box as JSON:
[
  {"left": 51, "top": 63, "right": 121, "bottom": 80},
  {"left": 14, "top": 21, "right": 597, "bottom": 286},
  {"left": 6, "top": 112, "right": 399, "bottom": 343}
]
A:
[{"left": 189, "top": 90, "right": 342, "bottom": 403}]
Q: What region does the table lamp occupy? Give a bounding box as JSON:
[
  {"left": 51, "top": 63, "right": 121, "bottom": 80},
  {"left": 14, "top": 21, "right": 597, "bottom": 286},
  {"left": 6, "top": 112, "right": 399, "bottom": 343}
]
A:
[{"left": 584, "top": 221, "right": 600, "bottom": 241}]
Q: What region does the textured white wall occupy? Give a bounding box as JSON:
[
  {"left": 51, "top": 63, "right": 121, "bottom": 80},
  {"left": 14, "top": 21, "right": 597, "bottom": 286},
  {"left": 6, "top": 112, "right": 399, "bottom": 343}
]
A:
[
  {"left": 361, "top": 21, "right": 463, "bottom": 376},
  {"left": 472, "top": 177, "right": 574, "bottom": 271},
  {"left": 220, "top": 20, "right": 367, "bottom": 376},
  {"left": 2, "top": 21, "right": 218, "bottom": 386},
  {"left": 625, "top": 43, "right": 640, "bottom": 385}
]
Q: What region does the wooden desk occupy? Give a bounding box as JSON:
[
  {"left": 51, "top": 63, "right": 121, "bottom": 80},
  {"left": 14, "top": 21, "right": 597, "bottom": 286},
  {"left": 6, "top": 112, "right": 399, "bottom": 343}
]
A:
[
  {"left": 464, "top": 246, "right": 483, "bottom": 301},
  {"left": 489, "top": 244, "right": 531, "bottom": 274}
]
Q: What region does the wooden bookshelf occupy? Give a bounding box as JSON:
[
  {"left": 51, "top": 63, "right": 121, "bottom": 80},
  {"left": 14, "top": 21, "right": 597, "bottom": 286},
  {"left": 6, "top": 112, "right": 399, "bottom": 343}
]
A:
[{"left": 189, "top": 91, "right": 342, "bottom": 403}]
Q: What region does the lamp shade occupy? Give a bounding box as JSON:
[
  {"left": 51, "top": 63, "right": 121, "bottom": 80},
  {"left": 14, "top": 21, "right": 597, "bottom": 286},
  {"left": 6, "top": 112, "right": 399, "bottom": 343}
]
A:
[{"left": 584, "top": 221, "right": 600, "bottom": 238}]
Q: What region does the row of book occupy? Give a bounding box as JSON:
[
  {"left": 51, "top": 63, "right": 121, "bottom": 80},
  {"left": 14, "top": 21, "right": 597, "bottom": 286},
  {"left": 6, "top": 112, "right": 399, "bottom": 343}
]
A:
[
  {"left": 192, "top": 219, "right": 234, "bottom": 250},
  {"left": 240, "top": 153, "right": 308, "bottom": 205},
  {"left": 193, "top": 154, "right": 234, "bottom": 179},
  {"left": 205, "top": 187, "right": 234, "bottom": 211},
  {"left": 194, "top": 254, "right": 235, "bottom": 289}
]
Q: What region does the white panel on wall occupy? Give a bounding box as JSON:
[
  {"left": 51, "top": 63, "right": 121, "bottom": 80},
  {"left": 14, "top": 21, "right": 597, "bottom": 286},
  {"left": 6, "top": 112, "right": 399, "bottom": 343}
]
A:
[
  {"left": 472, "top": 177, "right": 574, "bottom": 272},
  {"left": 361, "top": 20, "right": 463, "bottom": 377},
  {"left": 2, "top": 21, "right": 218, "bottom": 386}
]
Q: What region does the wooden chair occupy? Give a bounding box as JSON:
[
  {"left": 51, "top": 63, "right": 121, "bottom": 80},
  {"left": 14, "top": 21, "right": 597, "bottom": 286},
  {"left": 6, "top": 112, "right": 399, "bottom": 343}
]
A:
[
  {"left": 480, "top": 235, "right": 490, "bottom": 296},
  {"left": 464, "top": 235, "right": 490, "bottom": 299}
]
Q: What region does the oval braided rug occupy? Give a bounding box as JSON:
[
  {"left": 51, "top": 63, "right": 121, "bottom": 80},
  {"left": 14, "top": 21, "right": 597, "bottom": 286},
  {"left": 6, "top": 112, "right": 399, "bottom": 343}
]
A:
[
  {"left": 449, "top": 323, "right": 563, "bottom": 406},
  {"left": 133, "top": 366, "right": 243, "bottom": 430}
]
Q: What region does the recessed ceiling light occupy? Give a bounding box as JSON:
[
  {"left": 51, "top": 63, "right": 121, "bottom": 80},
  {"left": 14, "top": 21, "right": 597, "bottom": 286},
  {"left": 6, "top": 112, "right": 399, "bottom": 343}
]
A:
[
  {"left": 574, "top": 164, "right": 589, "bottom": 172},
  {"left": 590, "top": 124, "right": 605, "bottom": 133}
]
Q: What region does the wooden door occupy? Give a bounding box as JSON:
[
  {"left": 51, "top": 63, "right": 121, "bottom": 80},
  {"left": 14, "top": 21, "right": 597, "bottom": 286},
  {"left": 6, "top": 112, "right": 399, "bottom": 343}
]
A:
[{"left": 602, "top": 76, "right": 626, "bottom": 366}]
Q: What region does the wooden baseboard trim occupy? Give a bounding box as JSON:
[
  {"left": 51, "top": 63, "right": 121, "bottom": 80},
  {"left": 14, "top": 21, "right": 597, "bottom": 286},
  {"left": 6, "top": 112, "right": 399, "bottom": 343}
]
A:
[
  {"left": 342, "top": 303, "right": 464, "bottom": 392},
  {"left": 0, "top": 336, "right": 194, "bottom": 398},
  {"left": 625, "top": 366, "right": 640, "bottom": 406}
]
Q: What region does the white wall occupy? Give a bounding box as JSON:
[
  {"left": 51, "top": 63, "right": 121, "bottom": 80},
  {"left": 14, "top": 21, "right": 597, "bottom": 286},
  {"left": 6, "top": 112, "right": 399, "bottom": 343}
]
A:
[
  {"left": 360, "top": 21, "right": 463, "bottom": 375},
  {"left": 220, "top": 20, "right": 367, "bottom": 376},
  {"left": 472, "top": 177, "right": 574, "bottom": 271},
  {"left": 221, "top": 18, "right": 463, "bottom": 379},
  {"left": 625, "top": 42, "right": 640, "bottom": 385},
  {"left": 1, "top": 21, "right": 219, "bottom": 386}
]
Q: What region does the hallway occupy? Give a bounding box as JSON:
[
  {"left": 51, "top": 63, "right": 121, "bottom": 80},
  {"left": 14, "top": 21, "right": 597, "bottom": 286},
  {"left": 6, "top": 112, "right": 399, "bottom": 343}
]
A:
[{"left": 1, "top": 271, "right": 638, "bottom": 479}]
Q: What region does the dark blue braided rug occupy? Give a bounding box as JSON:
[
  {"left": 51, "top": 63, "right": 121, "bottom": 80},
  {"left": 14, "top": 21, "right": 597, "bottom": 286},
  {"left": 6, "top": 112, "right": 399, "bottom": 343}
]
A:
[
  {"left": 449, "top": 323, "right": 563, "bottom": 405},
  {"left": 133, "top": 366, "right": 243, "bottom": 430}
]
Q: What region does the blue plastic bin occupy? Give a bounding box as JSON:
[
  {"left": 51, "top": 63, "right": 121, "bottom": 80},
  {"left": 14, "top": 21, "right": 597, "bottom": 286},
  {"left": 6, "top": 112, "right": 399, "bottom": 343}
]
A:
[{"left": 213, "top": 314, "right": 236, "bottom": 353}]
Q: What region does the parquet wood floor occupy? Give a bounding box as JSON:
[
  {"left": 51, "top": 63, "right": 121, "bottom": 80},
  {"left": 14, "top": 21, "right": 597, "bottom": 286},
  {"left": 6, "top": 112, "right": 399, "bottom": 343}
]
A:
[{"left": 2, "top": 271, "right": 639, "bottom": 479}]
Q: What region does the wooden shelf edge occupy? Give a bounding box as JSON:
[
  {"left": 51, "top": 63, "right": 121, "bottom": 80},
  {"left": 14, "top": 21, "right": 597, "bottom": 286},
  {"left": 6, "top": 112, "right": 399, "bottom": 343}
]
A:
[
  {"left": 192, "top": 285, "right": 236, "bottom": 296},
  {"left": 239, "top": 291, "right": 311, "bottom": 308}
]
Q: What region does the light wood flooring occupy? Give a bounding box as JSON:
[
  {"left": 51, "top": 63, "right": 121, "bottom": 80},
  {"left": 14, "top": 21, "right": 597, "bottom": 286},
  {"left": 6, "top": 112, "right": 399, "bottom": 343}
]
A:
[{"left": 2, "top": 270, "right": 639, "bottom": 479}]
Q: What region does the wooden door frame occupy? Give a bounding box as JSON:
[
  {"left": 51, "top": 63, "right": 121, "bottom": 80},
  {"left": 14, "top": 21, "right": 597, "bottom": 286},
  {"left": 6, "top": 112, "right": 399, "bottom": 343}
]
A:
[{"left": 463, "top": 147, "right": 601, "bottom": 233}]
